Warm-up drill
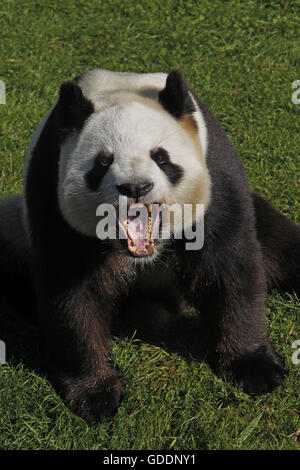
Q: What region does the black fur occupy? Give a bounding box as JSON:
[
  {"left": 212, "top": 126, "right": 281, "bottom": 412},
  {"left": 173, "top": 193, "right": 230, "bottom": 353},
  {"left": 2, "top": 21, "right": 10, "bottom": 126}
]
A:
[
  {"left": 253, "top": 192, "right": 300, "bottom": 296},
  {"left": 0, "top": 196, "right": 35, "bottom": 319},
  {"left": 150, "top": 147, "right": 183, "bottom": 185},
  {"left": 85, "top": 152, "right": 114, "bottom": 191},
  {"left": 158, "top": 70, "right": 196, "bottom": 118},
  {"left": 0, "top": 70, "right": 299, "bottom": 426},
  {"left": 57, "top": 80, "right": 94, "bottom": 138},
  {"left": 116, "top": 182, "right": 154, "bottom": 199}
]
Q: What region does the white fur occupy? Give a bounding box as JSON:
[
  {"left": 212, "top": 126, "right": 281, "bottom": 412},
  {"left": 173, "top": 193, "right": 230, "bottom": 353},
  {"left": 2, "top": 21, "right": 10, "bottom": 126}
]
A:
[{"left": 76, "top": 69, "right": 167, "bottom": 107}]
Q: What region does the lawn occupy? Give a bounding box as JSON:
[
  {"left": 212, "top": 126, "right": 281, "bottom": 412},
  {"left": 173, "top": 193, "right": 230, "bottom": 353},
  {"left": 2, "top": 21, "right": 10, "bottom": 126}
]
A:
[{"left": 0, "top": 0, "right": 299, "bottom": 451}]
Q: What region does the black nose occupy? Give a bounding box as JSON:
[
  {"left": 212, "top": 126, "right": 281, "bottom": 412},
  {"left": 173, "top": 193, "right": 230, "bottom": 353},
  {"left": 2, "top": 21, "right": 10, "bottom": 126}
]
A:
[{"left": 116, "top": 182, "right": 154, "bottom": 200}]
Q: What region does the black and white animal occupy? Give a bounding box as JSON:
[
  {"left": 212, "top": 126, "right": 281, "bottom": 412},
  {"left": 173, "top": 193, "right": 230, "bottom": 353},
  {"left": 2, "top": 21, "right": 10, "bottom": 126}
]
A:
[{"left": 0, "top": 69, "right": 299, "bottom": 426}]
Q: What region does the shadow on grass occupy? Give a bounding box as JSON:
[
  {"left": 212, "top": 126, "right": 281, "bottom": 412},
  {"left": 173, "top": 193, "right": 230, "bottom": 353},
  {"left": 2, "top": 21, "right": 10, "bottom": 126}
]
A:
[
  {"left": 0, "top": 302, "right": 44, "bottom": 374},
  {"left": 114, "top": 303, "right": 211, "bottom": 364},
  {"left": 0, "top": 298, "right": 211, "bottom": 376}
]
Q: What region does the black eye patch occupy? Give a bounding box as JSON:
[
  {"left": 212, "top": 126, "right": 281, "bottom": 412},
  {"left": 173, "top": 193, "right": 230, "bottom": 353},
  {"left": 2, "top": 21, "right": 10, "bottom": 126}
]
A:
[
  {"left": 85, "top": 152, "right": 114, "bottom": 191},
  {"left": 150, "top": 147, "right": 183, "bottom": 185}
]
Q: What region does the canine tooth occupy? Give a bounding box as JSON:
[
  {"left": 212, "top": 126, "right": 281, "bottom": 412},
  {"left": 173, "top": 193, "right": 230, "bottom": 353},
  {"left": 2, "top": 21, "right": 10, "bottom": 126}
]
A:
[{"left": 147, "top": 244, "right": 154, "bottom": 254}]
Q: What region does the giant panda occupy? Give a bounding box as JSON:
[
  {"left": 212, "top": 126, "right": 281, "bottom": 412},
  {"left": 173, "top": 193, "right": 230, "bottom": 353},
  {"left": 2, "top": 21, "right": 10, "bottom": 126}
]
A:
[{"left": 0, "top": 69, "right": 299, "bottom": 426}]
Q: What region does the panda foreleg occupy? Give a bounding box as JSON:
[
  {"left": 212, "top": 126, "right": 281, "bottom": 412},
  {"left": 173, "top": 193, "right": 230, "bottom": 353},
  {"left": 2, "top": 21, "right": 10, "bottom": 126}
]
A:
[
  {"left": 190, "top": 243, "right": 286, "bottom": 395},
  {"left": 36, "top": 281, "right": 122, "bottom": 426}
]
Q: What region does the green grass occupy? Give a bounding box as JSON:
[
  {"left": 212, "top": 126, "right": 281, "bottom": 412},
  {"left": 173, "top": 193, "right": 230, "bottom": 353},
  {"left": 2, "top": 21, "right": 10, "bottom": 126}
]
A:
[{"left": 0, "top": 0, "right": 299, "bottom": 450}]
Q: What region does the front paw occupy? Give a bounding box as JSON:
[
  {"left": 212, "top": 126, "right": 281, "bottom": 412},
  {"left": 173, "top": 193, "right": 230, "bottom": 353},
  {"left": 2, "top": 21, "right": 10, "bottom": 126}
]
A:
[
  {"left": 64, "top": 372, "right": 122, "bottom": 426},
  {"left": 223, "top": 345, "right": 287, "bottom": 396}
]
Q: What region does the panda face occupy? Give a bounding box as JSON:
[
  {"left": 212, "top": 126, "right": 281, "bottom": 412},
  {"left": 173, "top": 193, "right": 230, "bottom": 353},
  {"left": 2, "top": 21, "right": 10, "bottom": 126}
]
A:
[{"left": 56, "top": 71, "right": 211, "bottom": 258}]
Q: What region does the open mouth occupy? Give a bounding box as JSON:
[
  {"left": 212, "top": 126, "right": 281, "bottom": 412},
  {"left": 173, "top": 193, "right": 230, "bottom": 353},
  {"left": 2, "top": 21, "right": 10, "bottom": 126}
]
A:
[{"left": 117, "top": 203, "right": 161, "bottom": 257}]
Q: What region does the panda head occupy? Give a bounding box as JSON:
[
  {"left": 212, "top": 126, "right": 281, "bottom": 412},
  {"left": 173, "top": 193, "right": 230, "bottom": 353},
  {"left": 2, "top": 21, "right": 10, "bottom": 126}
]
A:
[{"left": 57, "top": 70, "right": 211, "bottom": 259}]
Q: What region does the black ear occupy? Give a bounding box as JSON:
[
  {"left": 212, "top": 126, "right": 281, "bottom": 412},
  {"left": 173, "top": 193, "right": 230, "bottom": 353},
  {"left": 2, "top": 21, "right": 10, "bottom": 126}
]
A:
[
  {"left": 57, "top": 80, "right": 94, "bottom": 136},
  {"left": 158, "top": 70, "right": 195, "bottom": 119}
]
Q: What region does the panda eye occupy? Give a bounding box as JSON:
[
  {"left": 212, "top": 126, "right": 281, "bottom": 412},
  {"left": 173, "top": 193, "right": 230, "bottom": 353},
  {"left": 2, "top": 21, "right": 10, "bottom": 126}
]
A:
[
  {"left": 150, "top": 147, "right": 169, "bottom": 166},
  {"left": 97, "top": 152, "right": 114, "bottom": 167}
]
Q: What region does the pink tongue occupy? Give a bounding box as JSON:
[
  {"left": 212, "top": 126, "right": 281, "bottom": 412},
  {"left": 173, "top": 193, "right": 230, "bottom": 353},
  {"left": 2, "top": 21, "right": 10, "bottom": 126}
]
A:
[{"left": 127, "top": 215, "right": 150, "bottom": 250}]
